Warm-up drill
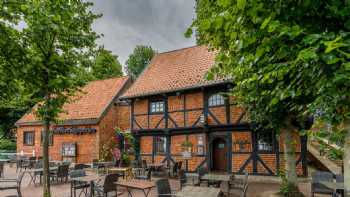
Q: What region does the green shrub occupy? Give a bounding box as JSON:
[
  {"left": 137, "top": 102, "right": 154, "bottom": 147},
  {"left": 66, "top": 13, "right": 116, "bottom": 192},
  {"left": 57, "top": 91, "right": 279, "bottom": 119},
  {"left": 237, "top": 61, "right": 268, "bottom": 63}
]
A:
[{"left": 0, "top": 138, "right": 16, "bottom": 150}]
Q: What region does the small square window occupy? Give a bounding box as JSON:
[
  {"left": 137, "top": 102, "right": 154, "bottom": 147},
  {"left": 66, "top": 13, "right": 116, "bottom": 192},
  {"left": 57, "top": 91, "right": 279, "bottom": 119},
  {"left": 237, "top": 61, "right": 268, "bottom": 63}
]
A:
[
  {"left": 23, "top": 131, "right": 35, "bottom": 146},
  {"left": 208, "top": 94, "right": 225, "bottom": 107},
  {"left": 150, "top": 100, "right": 165, "bottom": 113},
  {"left": 257, "top": 132, "right": 274, "bottom": 152}
]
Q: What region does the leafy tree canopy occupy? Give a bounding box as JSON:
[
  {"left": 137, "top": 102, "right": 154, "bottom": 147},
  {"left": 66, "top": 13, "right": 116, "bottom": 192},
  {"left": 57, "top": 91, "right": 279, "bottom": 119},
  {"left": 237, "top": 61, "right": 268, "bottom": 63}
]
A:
[
  {"left": 91, "top": 47, "right": 123, "bottom": 80},
  {"left": 187, "top": 0, "right": 350, "bottom": 129},
  {"left": 125, "top": 45, "right": 155, "bottom": 78}
]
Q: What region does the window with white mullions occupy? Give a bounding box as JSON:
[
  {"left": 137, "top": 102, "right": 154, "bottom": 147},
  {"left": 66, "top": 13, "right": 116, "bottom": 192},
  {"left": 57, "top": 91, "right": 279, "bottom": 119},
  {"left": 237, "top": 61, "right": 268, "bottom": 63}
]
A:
[
  {"left": 208, "top": 94, "right": 225, "bottom": 107},
  {"left": 150, "top": 100, "right": 165, "bottom": 113},
  {"left": 257, "top": 131, "right": 274, "bottom": 152}
]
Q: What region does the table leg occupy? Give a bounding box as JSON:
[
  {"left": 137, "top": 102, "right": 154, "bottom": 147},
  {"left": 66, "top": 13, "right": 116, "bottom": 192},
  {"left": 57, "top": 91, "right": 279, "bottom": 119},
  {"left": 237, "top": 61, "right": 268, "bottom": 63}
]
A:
[
  {"left": 143, "top": 188, "right": 151, "bottom": 197},
  {"left": 90, "top": 180, "right": 94, "bottom": 197},
  {"left": 127, "top": 188, "right": 133, "bottom": 197}
]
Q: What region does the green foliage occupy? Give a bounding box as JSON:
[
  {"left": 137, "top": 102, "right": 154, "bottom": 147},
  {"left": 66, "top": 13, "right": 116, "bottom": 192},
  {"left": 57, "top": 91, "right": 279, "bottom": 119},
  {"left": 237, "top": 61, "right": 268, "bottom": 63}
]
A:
[
  {"left": 1, "top": 1, "right": 100, "bottom": 196},
  {"left": 91, "top": 48, "right": 123, "bottom": 80},
  {"left": 121, "top": 152, "right": 130, "bottom": 166},
  {"left": 189, "top": 0, "right": 350, "bottom": 190},
  {"left": 0, "top": 138, "right": 16, "bottom": 150},
  {"left": 188, "top": 0, "right": 350, "bottom": 129},
  {"left": 125, "top": 45, "right": 155, "bottom": 78}
]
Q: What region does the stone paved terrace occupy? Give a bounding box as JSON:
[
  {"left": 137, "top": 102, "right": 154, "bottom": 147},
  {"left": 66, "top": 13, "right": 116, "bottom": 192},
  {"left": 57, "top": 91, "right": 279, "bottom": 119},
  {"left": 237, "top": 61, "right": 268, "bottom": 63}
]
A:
[{"left": 0, "top": 164, "right": 326, "bottom": 197}]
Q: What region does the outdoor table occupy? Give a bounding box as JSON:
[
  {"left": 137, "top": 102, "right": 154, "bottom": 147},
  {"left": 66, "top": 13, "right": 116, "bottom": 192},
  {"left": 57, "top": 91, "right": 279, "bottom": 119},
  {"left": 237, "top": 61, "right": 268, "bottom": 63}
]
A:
[
  {"left": 26, "top": 166, "right": 58, "bottom": 185},
  {"left": 115, "top": 179, "right": 155, "bottom": 197},
  {"left": 176, "top": 186, "right": 222, "bottom": 197},
  {"left": 201, "top": 174, "right": 231, "bottom": 182},
  {"left": 200, "top": 174, "right": 231, "bottom": 187},
  {"left": 320, "top": 181, "right": 345, "bottom": 197},
  {"left": 108, "top": 167, "right": 132, "bottom": 179},
  {"left": 71, "top": 174, "right": 105, "bottom": 197}
]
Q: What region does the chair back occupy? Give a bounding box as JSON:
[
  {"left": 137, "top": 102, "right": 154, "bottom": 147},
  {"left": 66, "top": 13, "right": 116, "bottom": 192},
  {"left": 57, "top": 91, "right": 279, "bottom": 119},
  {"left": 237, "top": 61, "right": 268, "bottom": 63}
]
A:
[
  {"left": 178, "top": 169, "right": 187, "bottom": 188},
  {"left": 69, "top": 169, "right": 86, "bottom": 178},
  {"left": 156, "top": 179, "right": 172, "bottom": 197},
  {"left": 172, "top": 162, "right": 179, "bottom": 174},
  {"left": 336, "top": 174, "right": 344, "bottom": 183},
  {"left": 57, "top": 164, "right": 69, "bottom": 177},
  {"left": 142, "top": 160, "right": 148, "bottom": 168},
  {"left": 311, "top": 171, "right": 333, "bottom": 183},
  {"left": 103, "top": 173, "right": 120, "bottom": 193},
  {"left": 146, "top": 168, "right": 152, "bottom": 180},
  {"left": 197, "top": 166, "right": 207, "bottom": 178},
  {"left": 243, "top": 171, "right": 248, "bottom": 184},
  {"left": 178, "top": 161, "right": 182, "bottom": 170}
]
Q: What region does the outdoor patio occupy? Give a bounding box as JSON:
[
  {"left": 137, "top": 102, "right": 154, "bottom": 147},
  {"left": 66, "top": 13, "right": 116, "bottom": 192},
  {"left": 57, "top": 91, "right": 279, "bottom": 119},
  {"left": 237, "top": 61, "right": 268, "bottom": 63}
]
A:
[{"left": 0, "top": 163, "right": 318, "bottom": 197}]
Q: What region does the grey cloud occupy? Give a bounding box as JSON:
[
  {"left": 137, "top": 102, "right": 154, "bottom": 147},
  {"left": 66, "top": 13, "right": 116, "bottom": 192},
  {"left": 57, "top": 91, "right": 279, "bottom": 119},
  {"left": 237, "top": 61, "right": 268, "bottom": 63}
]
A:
[{"left": 90, "top": 0, "right": 196, "bottom": 66}]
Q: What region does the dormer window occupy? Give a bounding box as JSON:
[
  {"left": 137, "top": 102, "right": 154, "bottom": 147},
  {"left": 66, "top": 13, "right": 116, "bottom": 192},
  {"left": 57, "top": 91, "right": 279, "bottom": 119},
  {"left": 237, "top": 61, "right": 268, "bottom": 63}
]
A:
[
  {"left": 150, "top": 100, "right": 165, "bottom": 113},
  {"left": 208, "top": 94, "right": 225, "bottom": 107}
]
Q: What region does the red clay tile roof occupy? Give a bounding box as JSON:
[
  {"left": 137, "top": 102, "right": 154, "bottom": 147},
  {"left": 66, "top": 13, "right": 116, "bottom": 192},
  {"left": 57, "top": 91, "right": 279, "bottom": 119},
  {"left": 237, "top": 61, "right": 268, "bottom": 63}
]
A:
[
  {"left": 17, "top": 76, "right": 130, "bottom": 125},
  {"left": 121, "top": 45, "right": 225, "bottom": 99}
]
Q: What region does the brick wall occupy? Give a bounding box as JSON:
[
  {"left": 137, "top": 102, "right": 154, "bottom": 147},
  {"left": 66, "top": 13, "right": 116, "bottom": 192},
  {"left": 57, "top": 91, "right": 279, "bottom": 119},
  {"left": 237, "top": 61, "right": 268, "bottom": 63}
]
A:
[{"left": 17, "top": 124, "right": 99, "bottom": 163}]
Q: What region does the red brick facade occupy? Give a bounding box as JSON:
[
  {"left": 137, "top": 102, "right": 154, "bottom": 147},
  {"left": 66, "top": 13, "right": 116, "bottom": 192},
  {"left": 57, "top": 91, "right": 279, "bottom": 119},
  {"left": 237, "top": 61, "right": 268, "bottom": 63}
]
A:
[{"left": 16, "top": 103, "right": 130, "bottom": 163}]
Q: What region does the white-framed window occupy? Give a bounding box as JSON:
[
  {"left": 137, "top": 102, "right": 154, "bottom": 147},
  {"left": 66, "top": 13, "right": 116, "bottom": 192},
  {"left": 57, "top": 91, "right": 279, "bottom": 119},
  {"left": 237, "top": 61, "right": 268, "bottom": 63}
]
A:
[
  {"left": 257, "top": 132, "right": 274, "bottom": 152},
  {"left": 208, "top": 94, "right": 225, "bottom": 107},
  {"left": 61, "top": 143, "right": 77, "bottom": 156},
  {"left": 150, "top": 100, "right": 165, "bottom": 113},
  {"left": 154, "top": 136, "right": 166, "bottom": 154}
]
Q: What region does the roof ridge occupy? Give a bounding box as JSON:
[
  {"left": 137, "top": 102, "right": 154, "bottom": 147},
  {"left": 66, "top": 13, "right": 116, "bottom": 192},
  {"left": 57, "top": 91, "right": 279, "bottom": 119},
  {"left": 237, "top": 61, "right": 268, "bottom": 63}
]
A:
[
  {"left": 157, "top": 45, "right": 201, "bottom": 55},
  {"left": 89, "top": 75, "right": 128, "bottom": 83}
]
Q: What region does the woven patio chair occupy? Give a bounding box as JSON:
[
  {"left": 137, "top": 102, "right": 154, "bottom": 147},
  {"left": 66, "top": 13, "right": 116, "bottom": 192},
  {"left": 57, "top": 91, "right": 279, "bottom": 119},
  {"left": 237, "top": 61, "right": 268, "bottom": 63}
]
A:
[{"left": 311, "top": 171, "right": 334, "bottom": 197}]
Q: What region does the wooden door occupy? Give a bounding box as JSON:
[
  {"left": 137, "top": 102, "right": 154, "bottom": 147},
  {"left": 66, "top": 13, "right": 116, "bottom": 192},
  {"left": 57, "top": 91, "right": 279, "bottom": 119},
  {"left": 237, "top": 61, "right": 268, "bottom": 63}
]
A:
[{"left": 212, "top": 138, "right": 227, "bottom": 171}]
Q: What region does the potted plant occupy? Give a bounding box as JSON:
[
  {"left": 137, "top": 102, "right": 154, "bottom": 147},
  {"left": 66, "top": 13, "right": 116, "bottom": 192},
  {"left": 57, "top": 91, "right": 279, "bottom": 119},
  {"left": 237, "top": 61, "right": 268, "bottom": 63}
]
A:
[{"left": 181, "top": 140, "right": 193, "bottom": 159}]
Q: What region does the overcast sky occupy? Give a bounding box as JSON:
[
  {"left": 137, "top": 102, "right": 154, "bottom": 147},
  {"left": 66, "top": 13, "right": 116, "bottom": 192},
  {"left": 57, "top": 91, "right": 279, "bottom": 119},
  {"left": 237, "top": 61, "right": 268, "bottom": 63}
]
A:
[{"left": 90, "top": 0, "right": 196, "bottom": 66}]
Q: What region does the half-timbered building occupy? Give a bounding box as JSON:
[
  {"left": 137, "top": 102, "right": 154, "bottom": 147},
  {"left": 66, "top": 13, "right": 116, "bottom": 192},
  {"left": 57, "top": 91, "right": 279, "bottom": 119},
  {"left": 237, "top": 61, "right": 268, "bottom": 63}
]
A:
[{"left": 121, "top": 46, "right": 307, "bottom": 176}]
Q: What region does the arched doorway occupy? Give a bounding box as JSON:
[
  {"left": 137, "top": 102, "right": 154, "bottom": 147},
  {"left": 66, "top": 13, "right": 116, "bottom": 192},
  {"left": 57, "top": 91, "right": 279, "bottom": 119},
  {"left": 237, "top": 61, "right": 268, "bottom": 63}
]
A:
[{"left": 212, "top": 137, "right": 227, "bottom": 171}]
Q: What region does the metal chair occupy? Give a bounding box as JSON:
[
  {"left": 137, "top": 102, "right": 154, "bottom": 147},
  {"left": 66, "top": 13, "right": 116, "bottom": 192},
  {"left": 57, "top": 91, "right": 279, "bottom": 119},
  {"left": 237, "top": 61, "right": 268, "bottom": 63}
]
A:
[
  {"left": 70, "top": 169, "right": 89, "bottom": 197},
  {"left": 0, "top": 162, "right": 4, "bottom": 177},
  {"left": 195, "top": 166, "right": 208, "bottom": 186},
  {"left": 334, "top": 174, "right": 344, "bottom": 197},
  {"left": 0, "top": 171, "right": 25, "bottom": 197},
  {"left": 135, "top": 167, "right": 152, "bottom": 180},
  {"left": 311, "top": 171, "right": 334, "bottom": 197},
  {"left": 94, "top": 173, "right": 122, "bottom": 197},
  {"left": 50, "top": 164, "right": 69, "bottom": 183},
  {"left": 32, "top": 162, "right": 43, "bottom": 184},
  {"left": 155, "top": 179, "right": 177, "bottom": 197}
]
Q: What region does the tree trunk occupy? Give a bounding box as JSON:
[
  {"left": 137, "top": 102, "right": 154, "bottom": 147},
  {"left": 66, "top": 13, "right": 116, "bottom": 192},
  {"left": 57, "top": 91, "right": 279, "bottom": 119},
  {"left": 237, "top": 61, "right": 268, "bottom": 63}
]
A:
[
  {"left": 42, "top": 95, "right": 51, "bottom": 197},
  {"left": 281, "top": 126, "right": 298, "bottom": 189},
  {"left": 344, "top": 119, "right": 350, "bottom": 197}
]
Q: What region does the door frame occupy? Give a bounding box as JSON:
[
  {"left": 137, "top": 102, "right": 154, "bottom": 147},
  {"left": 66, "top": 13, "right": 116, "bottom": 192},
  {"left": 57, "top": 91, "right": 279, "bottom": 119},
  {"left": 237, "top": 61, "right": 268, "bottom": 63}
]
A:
[{"left": 208, "top": 132, "right": 232, "bottom": 173}]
